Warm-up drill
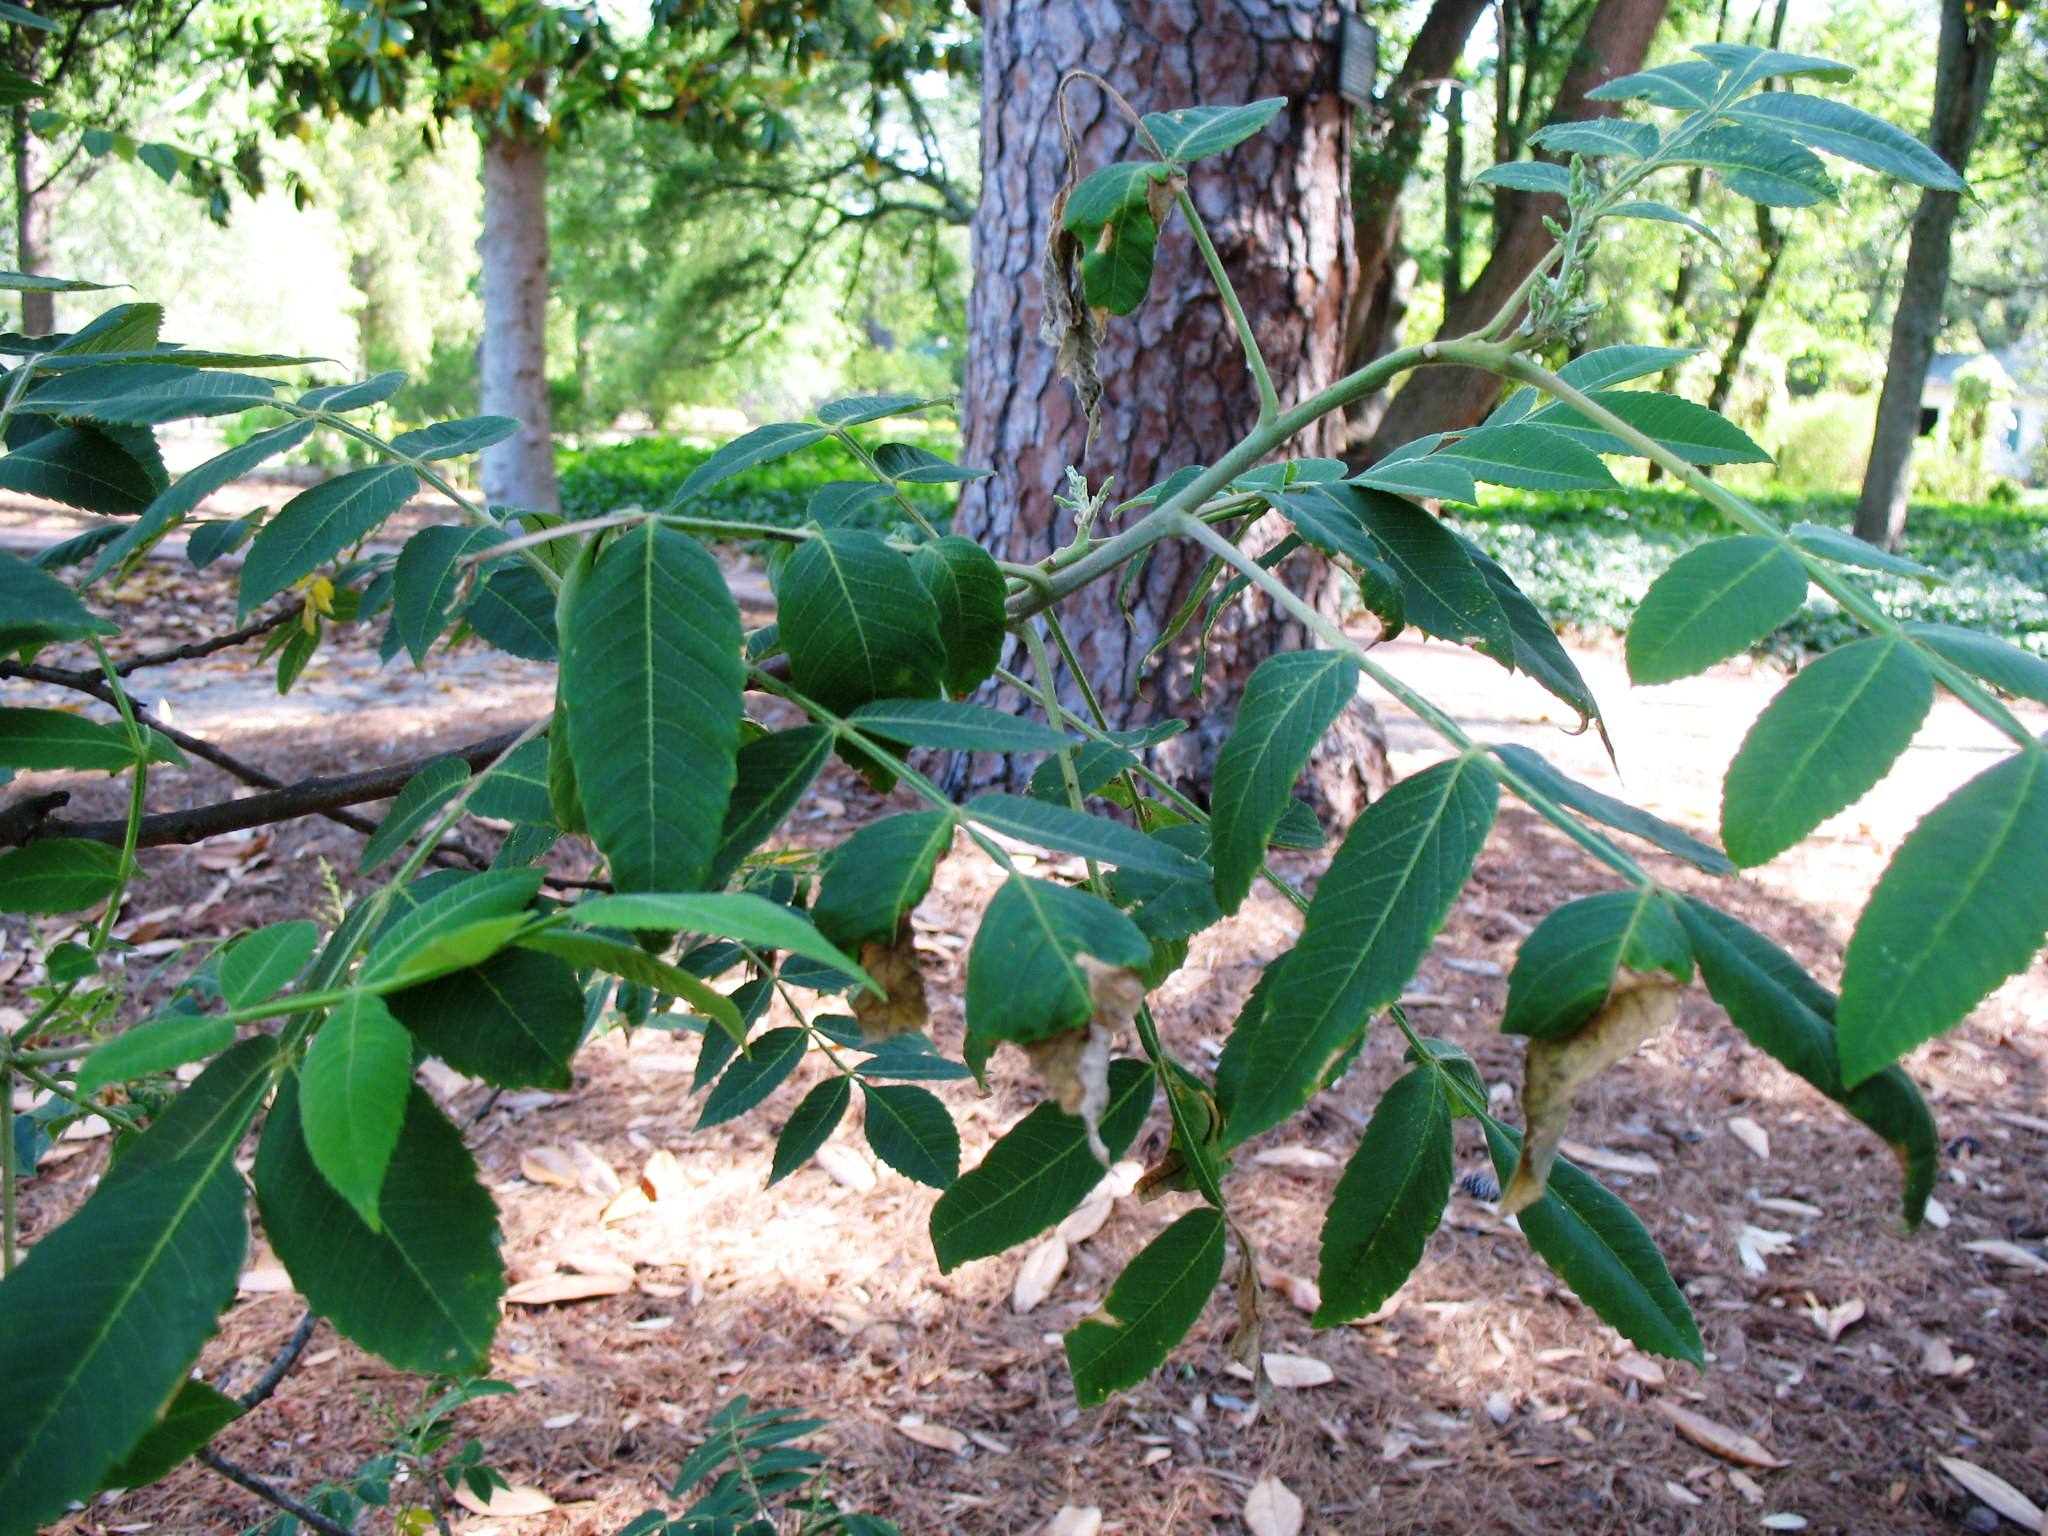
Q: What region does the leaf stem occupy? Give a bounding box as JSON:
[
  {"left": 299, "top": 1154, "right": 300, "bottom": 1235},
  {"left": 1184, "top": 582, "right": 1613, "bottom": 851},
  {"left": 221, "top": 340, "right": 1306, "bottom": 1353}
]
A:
[{"left": 1177, "top": 191, "right": 1280, "bottom": 424}]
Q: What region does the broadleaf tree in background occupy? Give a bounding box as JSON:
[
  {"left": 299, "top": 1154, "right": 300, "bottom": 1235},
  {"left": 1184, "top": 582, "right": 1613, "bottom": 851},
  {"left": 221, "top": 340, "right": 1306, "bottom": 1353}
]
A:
[
  {"left": 1853, "top": 0, "right": 2011, "bottom": 549},
  {"left": 230, "top": 0, "right": 970, "bottom": 512},
  {"left": 2, "top": 19, "right": 2044, "bottom": 1536}
]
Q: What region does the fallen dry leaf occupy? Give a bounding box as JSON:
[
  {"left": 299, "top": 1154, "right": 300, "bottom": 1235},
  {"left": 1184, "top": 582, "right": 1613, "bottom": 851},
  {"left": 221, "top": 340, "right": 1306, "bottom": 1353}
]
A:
[
  {"left": 639, "top": 1148, "right": 683, "bottom": 1202},
  {"left": 1652, "top": 1401, "right": 1787, "bottom": 1469},
  {"left": 571, "top": 1140, "right": 623, "bottom": 1198},
  {"left": 1263, "top": 1352, "right": 1334, "bottom": 1389},
  {"left": 1936, "top": 1456, "right": 2045, "bottom": 1529},
  {"left": 1043, "top": 1507, "right": 1102, "bottom": 1536},
  {"left": 1259, "top": 1266, "right": 1322, "bottom": 1316},
  {"left": 1056, "top": 1191, "right": 1114, "bottom": 1245},
  {"left": 1738, "top": 1224, "right": 1796, "bottom": 1275},
  {"left": 1962, "top": 1240, "right": 2048, "bottom": 1274},
  {"left": 1243, "top": 1474, "right": 1304, "bottom": 1536},
  {"left": 815, "top": 1142, "right": 878, "bottom": 1193},
  {"left": 598, "top": 1183, "right": 652, "bottom": 1226},
  {"left": 452, "top": 1484, "right": 556, "bottom": 1517},
  {"left": 1730, "top": 1470, "right": 1765, "bottom": 1505},
  {"left": 1664, "top": 1480, "right": 1704, "bottom": 1507},
  {"left": 1012, "top": 1235, "right": 1068, "bottom": 1315},
  {"left": 557, "top": 1247, "right": 634, "bottom": 1281},
  {"left": 236, "top": 1266, "right": 294, "bottom": 1296},
  {"left": 520, "top": 1146, "right": 578, "bottom": 1188},
  {"left": 1251, "top": 1144, "right": 1337, "bottom": 1170},
  {"left": 1727, "top": 1115, "right": 1771, "bottom": 1161},
  {"left": 1612, "top": 1353, "right": 1667, "bottom": 1388},
  {"left": 895, "top": 1416, "right": 969, "bottom": 1455},
  {"left": 505, "top": 1272, "right": 632, "bottom": 1305},
  {"left": 1559, "top": 1138, "right": 1661, "bottom": 1177},
  {"left": 1805, "top": 1295, "right": 1865, "bottom": 1342}
]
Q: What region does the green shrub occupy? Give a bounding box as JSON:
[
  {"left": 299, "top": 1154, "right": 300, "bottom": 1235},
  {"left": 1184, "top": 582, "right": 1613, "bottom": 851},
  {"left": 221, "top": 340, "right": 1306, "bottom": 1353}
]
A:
[{"left": 1450, "top": 487, "right": 2048, "bottom": 659}]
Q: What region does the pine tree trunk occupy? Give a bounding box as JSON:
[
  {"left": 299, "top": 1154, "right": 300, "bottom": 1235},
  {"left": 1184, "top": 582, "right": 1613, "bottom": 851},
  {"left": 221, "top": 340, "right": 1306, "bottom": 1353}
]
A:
[
  {"left": 957, "top": 0, "right": 1384, "bottom": 817},
  {"left": 478, "top": 130, "right": 558, "bottom": 514},
  {"left": 11, "top": 106, "right": 52, "bottom": 336},
  {"left": 1853, "top": 0, "right": 2000, "bottom": 550}
]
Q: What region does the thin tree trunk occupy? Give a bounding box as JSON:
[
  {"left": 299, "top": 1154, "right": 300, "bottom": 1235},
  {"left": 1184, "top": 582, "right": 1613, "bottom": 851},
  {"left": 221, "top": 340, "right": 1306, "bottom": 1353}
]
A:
[
  {"left": 478, "top": 130, "right": 558, "bottom": 513},
  {"left": 1443, "top": 82, "right": 1465, "bottom": 310},
  {"left": 11, "top": 105, "right": 53, "bottom": 335},
  {"left": 1706, "top": 201, "right": 1784, "bottom": 414},
  {"left": 958, "top": 0, "right": 1383, "bottom": 815},
  {"left": 1853, "top": 0, "right": 2000, "bottom": 549},
  {"left": 1361, "top": 0, "right": 1669, "bottom": 463},
  {"left": 1341, "top": 0, "right": 1491, "bottom": 432}
]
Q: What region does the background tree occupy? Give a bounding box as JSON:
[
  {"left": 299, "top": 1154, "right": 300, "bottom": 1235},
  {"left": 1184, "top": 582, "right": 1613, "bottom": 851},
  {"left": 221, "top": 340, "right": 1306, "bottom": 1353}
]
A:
[
  {"left": 4, "top": 0, "right": 235, "bottom": 335},
  {"left": 955, "top": 0, "right": 1379, "bottom": 810},
  {"left": 1359, "top": 0, "right": 1671, "bottom": 459},
  {"left": 239, "top": 0, "right": 966, "bottom": 512},
  {"left": 1854, "top": 0, "right": 2010, "bottom": 549}
]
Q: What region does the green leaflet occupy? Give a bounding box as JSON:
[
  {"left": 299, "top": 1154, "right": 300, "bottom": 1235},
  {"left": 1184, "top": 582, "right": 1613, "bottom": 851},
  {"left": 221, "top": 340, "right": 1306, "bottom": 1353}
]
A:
[
  {"left": 300, "top": 992, "right": 413, "bottom": 1228},
  {"left": 770, "top": 1076, "right": 852, "bottom": 1184},
  {"left": 1427, "top": 423, "right": 1617, "bottom": 493},
  {"left": 699, "top": 1026, "right": 807, "bottom": 1128},
  {"left": 76, "top": 1011, "right": 234, "bottom": 1095},
  {"left": 1502, "top": 889, "right": 1695, "bottom": 1039},
  {"left": 255, "top": 1077, "right": 503, "bottom": 1375},
  {"left": 816, "top": 394, "right": 942, "bottom": 427},
  {"left": 1676, "top": 898, "right": 1936, "bottom": 1227},
  {"left": 1064, "top": 1207, "right": 1226, "bottom": 1406},
  {"left": 570, "top": 891, "right": 871, "bottom": 986},
  {"left": 1905, "top": 624, "right": 2048, "bottom": 708},
  {"left": 1725, "top": 92, "right": 1965, "bottom": 190},
  {"left": 780, "top": 527, "right": 945, "bottom": 715},
  {"left": 0, "top": 423, "right": 163, "bottom": 518},
  {"left": 22, "top": 363, "right": 278, "bottom": 425},
  {"left": 1838, "top": 749, "right": 2048, "bottom": 1087},
  {"left": 1140, "top": 99, "right": 1284, "bottom": 161},
  {"left": 1219, "top": 756, "right": 1497, "bottom": 1146},
  {"left": 466, "top": 563, "right": 557, "bottom": 661},
  {"left": 467, "top": 736, "right": 552, "bottom": 826},
  {"left": 666, "top": 423, "right": 829, "bottom": 508},
  {"left": 812, "top": 811, "right": 953, "bottom": 950},
  {"left": 0, "top": 706, "right": 171, "bottom": 771},
  {"left": 560, "top": 521, "right": 743, "bottom": 893},
  {"left": 385, "top": 946, "right": 589, "bottom": 1089},
  {"left": 708, "top": 726, "right": 833, "bottom": 888},
  {"left": 1790, "top": 523, "right": 1941, "bottom": 585},
  {"left": 1721, "top": 636, "right": 1932, "bottom": 868},
  {"left": 1480, "top": 1120, "right": 1703, "bottom": 1364},
  {"left": 931, "top": 1060, "right": 1155, "bottom": 1271},
  {"left": 389, "top": 416, "right": 520, "bottom": 461},
  {"left": 964, "top": 875, "right": 1151, "bottom": 1047},
  {"left": 99, "top": 1379, "right": 243, "bottom": 1492},
  {"left": 1061, "top": 162, "right": 1173, "bottom": 315},
  {"left": 1524, "top": 390, "right": 1771, "bottom": 465},
  {"left": 217, "top": 921, "right": 318, "bottom": 1010},
  {"left": 861, "top": 1082, "right": 958, "bottom": 1188},
  {"left": 359, "top": 869, "right": 543, "bottom": 987},
  {"left": 359, "top": 755, "right": 470, "bottom": 873},
  {"left": 1670, "top": 124, "right": 1837, "bottom": 207},
  {"left": 390, "top": 524, "right": 497, "bottom": 666},
  {"left": 0, "top": 838, "right": 123, "bottom": 914},
  {"left": 516, "top": 929, "right": 743, "bottom": 1044},
  {"left": 1314, "top": 1067, "right": 1453, "bottom": 1325},
  {"left": 237, "top": 463, "right": 419, "bottom": 617},
  {"left": 0, "top": 1039, "right": 270, "bottom": 1532},
  {"left": 1209, "top": 650, "right": 1359, "bottom": 914},
  {"left": 1528, "top": 119, "right": 1660, "bottom": 160},
  {"left": 1292, "top": 483, "right": 1516, "bottom": 655},
  {"left": 1473, "top": 161, "right": 1571, "bottom": 195},
  {"left": 1458, "top": 539, "right": 1603, "bottom": 731},
  {"left": 1626, "top": 535, "right": 1808, "bottom": 684},
  {"left": 91, "top": 419, "right": 315, "bottom": 579},
  {"left": 1492, "top": 744, "right": 1733, "bottom": 874},
  {"left": 964, "top": 793, "right": 1208, "bottom": 880},
  {"left": 911, "top": 535, "right": 1007, "bottom": 696},
  {"left": 849, "top": 699, "right": 1074, "bottom": 754},
  {"left": 0, "top": 548, "right": 117, "bottom": 650}
]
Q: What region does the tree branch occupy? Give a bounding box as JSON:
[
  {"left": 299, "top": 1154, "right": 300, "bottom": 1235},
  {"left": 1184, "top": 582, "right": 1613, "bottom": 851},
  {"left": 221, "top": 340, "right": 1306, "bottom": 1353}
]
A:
[
  {"left": 6, "top": 726, "right": 537, "bottom": 848},
  {"left": 198, "top": 1449, "right": 361, "bottom": 1536}
]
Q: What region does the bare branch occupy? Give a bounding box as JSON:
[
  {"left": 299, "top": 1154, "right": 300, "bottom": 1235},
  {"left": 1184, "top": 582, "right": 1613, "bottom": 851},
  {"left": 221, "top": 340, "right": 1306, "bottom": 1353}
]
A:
[{"left": 199, "top": 1449, "right": 361, "bottom": 1536}]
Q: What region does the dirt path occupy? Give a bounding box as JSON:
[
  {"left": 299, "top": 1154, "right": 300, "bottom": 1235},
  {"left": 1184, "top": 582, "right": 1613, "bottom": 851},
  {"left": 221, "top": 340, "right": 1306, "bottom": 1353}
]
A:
[{"left": 7, "top": 523, "right": 2045, "bottom": 1536}]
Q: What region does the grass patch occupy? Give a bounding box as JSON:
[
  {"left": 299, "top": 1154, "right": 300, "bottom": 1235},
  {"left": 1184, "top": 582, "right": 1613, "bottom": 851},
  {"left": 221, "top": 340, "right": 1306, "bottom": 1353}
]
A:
[
  {"left": 1449, "top": 487, "right": 2048, "bottom": 659},
  {"left": 559, "top": 429, "right": 957, "bottom": 535}
]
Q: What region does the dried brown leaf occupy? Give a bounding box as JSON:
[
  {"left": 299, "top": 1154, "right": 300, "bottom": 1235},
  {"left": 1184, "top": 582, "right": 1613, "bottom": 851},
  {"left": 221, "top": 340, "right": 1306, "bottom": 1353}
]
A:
[{"left": 1652, "top": 1400, "right": 1787, "bottom": 1469}]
